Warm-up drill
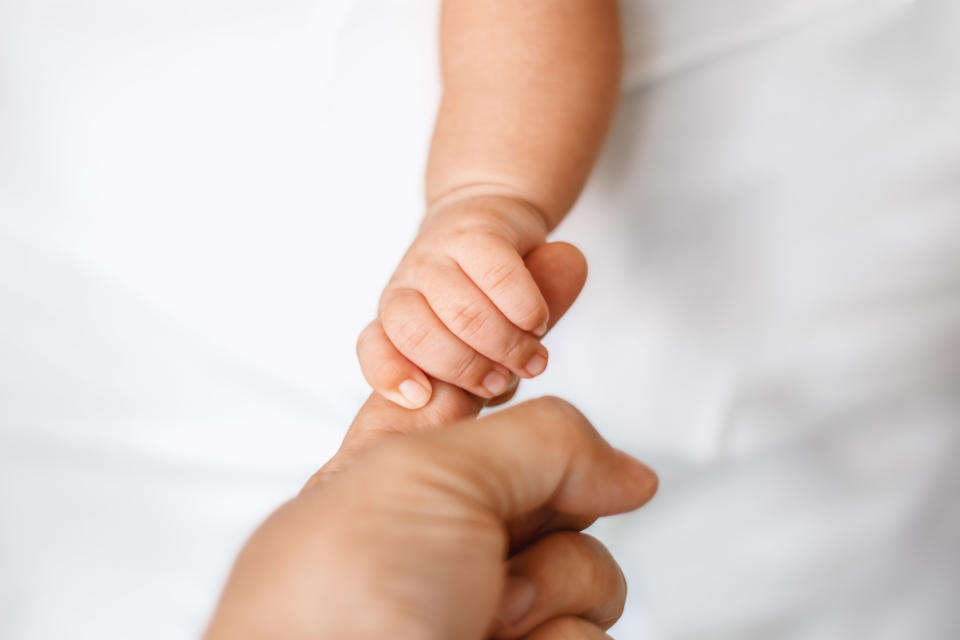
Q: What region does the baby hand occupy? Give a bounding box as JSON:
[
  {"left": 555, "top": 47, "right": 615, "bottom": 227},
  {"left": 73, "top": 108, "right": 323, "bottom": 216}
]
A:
[{"left": 358, "top": 195, "right": 552, "bottom": 409}]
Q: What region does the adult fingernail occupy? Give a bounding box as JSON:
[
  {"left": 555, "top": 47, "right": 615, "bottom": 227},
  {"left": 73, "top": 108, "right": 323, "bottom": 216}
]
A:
[
  {"left": 482, "top": 370, "right": 509, "bottom": 395},
  {"left": 397, "top": 379, "right": 431, "bottom": 408},
  {"left": 523, "top": 353, "right": 547, "bottom": 377},
  {"left": 495, "top": 576, "right": 537, "bottom": 627}
]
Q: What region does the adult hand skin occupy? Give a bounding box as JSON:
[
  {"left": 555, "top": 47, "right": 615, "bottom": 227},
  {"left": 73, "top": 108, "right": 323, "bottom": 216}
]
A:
[
  {"left": 206, "top": 244, "right": 659, "bottom": 639},
  {"left": 207, "top": 397, "right": 658, "bottom": 640}
]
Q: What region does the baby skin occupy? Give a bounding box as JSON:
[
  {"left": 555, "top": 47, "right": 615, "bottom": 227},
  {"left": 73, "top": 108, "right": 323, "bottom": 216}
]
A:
[{"left": 357, "top": 0, "right": 622, "bottom": 408}]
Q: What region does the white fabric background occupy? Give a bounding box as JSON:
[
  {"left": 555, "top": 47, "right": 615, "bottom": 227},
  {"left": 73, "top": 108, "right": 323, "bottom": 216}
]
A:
[{"left": 1, "top": 0, "right": 958, "bottom": 638}]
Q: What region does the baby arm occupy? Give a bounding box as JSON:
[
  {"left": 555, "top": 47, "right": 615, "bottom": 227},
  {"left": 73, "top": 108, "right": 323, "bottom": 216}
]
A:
[{"left": 358, "top": 0, "right": 622, "bottom": 408}]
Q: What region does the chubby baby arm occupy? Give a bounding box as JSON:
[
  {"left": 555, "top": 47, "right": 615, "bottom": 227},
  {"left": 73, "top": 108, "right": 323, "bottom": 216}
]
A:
[{"left": 358, "top": 0, "right": 622, "bottom": 408}]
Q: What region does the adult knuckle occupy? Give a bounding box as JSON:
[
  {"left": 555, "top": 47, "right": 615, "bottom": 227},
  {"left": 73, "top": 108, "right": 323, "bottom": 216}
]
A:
[
  {"left": 552, "top": 531, "right": 596, "bottom": 571},
  {"left": 577, "top": 534, "right": 625, "bottom": 626},
  {"left": 533, "top": 396, "right": 588, "bottom": 427},
  {"left": 568, "top": 534, "right": 604, "bottom": 587},
  {"left": 522, "top": 396, "right": 594, "bottom": 452}
]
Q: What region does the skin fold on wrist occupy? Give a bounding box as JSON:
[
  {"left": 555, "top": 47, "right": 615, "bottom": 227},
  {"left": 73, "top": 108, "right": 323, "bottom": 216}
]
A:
[{"left": 421, "top": 190, "right": 552, "bottom": 248}]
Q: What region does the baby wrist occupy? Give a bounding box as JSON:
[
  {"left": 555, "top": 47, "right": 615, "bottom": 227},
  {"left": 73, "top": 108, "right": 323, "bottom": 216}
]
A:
[{"left": 424, "top": 188, "right": 550, "bottom": 242}]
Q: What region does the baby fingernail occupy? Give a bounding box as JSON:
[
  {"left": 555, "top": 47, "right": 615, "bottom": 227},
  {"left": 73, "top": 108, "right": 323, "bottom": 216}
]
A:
[
  {"left": 398, "top": 379, "right": 431, "bottom": 408},
  {"left": 534, "top": 320, "right": 548, "bottom": 337},
  {"left": 523, "top": 353, "right": 548, "bottom": 377},
  {"left": 496, "top": 576, "right": 537, "bottom": 627},
  {"left": 482, "top": 370, "right": 509, "bottom": 395}
]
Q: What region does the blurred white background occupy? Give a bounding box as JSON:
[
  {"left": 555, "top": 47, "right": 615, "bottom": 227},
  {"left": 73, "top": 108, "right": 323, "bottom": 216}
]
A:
[{"left": 2, "top": 0, "right": 959, "bottom": 638}]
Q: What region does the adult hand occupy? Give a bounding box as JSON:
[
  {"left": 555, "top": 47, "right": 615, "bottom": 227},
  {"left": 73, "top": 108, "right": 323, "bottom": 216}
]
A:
[
  {"left": 206, "top": 243, "right": 659, "bottom": 638},
  {"left": 206, "top": 397, "right": 658, "bottom": 639}
]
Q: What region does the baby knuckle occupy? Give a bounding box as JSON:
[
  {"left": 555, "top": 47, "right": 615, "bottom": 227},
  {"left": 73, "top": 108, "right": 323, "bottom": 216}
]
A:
[
  {"left": 378, "top": 287, "right": 404, "bottom": 316},
  {"left": 448, "top": 298, "right": 491, "bottom": 338},
  {"left": 396, "top": 252, "right": 441, "bottom": 286},
  {"left": 389, "top": 317, "right": 431, "bottom": 355},
  {"left": 498, "top": 329, "right": 528, "bottom": 363},
  {"left": 449, "top": 348, "right": 482, "bottom": 382},
  {"left": 479, "top": 260, "right": 521, "bottom": 294}
]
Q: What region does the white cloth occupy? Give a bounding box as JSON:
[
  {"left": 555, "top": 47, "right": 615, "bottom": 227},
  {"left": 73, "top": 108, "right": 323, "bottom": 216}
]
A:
[{"left": 1, "top": 0, "right": 958, "bottom": 638}]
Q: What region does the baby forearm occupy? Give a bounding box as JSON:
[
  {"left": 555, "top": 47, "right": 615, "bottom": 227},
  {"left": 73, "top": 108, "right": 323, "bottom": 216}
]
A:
[
  {"left": 361, "top": 1, "right": 620, "bottom": 408},
  {"left": 426, "top": 0, "right": 622, "bottom": 230}
]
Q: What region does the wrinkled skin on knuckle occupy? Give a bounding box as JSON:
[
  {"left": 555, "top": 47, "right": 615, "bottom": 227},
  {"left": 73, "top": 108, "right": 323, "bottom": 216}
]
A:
[
  {"left": 474, "top": 256, "right": 546, "bottom": 330},
  {"left": 449, "top": 347, "right": 483, "bottom": 385},
  {"left": 479, "top": 258, "right": 521, "bottom": 295},
  {"left": 448, "top": 297, "right": 493, "bottom": 339},
  {"left": 497, "top": 329, "right": 528, "bottom": 364}
]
